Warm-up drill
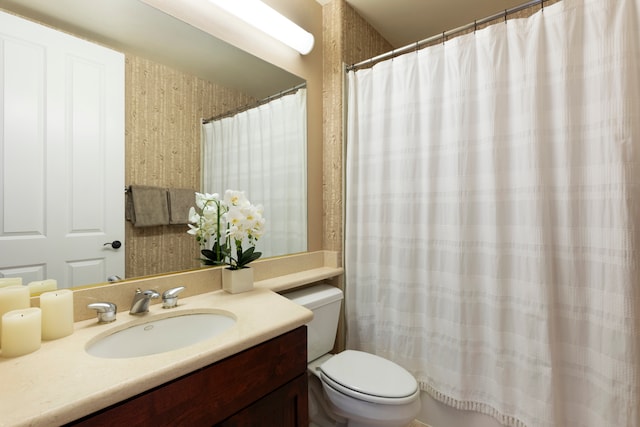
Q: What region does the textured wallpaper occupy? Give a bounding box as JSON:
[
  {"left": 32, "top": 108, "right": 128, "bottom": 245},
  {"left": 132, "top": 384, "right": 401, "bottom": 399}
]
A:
[{"left": 322, "top": 0, "right": 392, "bottom": 256}]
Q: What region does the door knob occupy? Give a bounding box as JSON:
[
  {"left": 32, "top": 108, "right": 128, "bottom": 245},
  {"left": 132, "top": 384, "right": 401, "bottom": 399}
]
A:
[{"left": 103, "top": 240, "right": 122, "bottom": 249}]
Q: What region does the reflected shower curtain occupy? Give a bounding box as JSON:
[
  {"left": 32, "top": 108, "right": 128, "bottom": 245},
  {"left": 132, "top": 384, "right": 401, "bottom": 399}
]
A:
[
  {"left": 202, "top": 89, "right": 307, "bottom": 258},
  {"left": 345, "top": 0, "right": 640, "bottom": 426}
]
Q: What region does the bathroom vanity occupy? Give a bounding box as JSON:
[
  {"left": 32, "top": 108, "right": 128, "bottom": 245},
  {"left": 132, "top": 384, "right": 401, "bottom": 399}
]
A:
[
  {"left": 0, "top": 287, "right": 315, "bottom": 426},
  {"left": 69, "top": 326, "right": 308, "bottom": 426}
]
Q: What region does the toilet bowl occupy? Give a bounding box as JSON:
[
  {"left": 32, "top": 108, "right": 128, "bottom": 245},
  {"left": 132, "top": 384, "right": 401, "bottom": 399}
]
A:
[{"left": 283, "top": 285, "right": 421, "bottom": 427}]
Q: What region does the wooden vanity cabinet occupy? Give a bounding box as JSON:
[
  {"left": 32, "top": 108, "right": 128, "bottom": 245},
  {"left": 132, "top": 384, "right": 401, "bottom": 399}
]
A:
[{"left": 68, "top": 326, "right": 308, "bottom": 427}]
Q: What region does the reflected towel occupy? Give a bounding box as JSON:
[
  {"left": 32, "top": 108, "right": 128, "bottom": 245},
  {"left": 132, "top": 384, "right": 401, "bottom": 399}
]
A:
[
  {"left": 126, "top": 185, "right": 170, "bottom": 227},
  {"left": 168, "top": 188, "right": 196, "bottom": 225}
]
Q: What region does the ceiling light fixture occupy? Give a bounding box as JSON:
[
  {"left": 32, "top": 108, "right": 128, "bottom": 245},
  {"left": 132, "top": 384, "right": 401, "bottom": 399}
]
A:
[{"left": 207, "top": 0, "right": 315, "bottom": 55}]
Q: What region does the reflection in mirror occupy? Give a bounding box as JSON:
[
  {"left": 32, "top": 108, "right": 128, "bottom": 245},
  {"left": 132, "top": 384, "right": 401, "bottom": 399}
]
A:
[
  {"left": 0, "top": 0, "right": 307, "bottom": 289},
  {"left": 202, "top": 86, "right": 307, "bottom": 258}
]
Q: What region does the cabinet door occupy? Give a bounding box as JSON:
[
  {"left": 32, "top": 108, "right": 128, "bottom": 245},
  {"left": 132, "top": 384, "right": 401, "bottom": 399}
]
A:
[{"left": 217, "top": 374, "right": 308, "bottom": 427}]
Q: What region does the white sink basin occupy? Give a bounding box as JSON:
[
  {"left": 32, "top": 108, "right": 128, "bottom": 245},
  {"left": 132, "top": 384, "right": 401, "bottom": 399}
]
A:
[{"left": 86, "top": 311, "right": 236, "bottom": 359}]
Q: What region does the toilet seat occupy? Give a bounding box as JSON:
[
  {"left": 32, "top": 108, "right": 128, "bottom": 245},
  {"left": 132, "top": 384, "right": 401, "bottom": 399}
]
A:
[{"left": 319, "top": 350, "right": 419, "bottom": 405}]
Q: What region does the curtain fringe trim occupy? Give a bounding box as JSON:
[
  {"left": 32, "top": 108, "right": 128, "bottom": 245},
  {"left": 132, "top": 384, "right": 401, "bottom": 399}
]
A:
[{"left": 419, "top": 381, "right": 529, "bottom": 427}]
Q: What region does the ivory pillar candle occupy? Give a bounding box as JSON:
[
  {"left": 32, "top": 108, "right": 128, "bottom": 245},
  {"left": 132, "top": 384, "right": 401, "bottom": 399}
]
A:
[
  {"left": 0, "top": 286, "right": 30, "bottom": 347},
  {"left": 1, "top": 308, "right": 41, "bottom": 357},
  {"left": 0, "top": 278, "right": 22, "bottom": 288},
  {"left": 40, "top": 289, "right": 74, "bottom": 340},
  {"left": 27, "top": 279, "right": 57, "bottom": 295}
]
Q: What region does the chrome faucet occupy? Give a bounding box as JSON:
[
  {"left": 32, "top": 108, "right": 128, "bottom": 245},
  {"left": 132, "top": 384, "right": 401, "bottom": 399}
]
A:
[
  {"left": 129, "top": 288, "right": 159, "bottom": 315},
  {"left": 88, "top": 302, "right": 117, "bottom": 323},
  {"left": 162, "top": 286, "right": 185, "bottom": 309}
]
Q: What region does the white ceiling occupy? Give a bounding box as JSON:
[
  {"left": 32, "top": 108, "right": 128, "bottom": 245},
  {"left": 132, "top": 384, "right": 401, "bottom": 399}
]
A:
[{"left": 342, "top": 0, "right": 531, "bottom": 47}]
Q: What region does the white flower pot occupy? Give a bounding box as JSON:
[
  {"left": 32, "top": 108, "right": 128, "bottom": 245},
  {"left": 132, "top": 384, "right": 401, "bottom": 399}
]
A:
[{"left": 222, "top": 267, "right": 254, "bottom": 294}]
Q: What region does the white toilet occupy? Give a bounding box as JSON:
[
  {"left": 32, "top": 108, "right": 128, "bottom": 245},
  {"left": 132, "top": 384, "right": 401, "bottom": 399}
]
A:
[{"left": 284, "top": 284, "right": 421, "bottom": 427}]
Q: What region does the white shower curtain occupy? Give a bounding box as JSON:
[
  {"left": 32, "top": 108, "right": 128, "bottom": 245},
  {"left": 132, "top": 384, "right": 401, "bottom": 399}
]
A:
[
  {"left": 345, "top": 1, "right": 640, "bottom": 426},
  {"left": 202, "top": 88, "right": 307, "bottom": 258}
]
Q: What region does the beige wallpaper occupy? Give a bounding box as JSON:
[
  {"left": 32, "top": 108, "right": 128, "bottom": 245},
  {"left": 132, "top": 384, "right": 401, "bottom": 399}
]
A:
[
  {"left": 125, "top": 55, "right": 255, "bottom": 279},
  {"left": 322, "top": 0, "right": 392, "bottom": 255}
]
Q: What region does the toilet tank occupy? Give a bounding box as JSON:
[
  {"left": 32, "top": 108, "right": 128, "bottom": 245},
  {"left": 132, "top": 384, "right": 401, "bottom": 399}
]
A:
[{"left": 283, "top": 284, "right": 343, "bottom": 362}]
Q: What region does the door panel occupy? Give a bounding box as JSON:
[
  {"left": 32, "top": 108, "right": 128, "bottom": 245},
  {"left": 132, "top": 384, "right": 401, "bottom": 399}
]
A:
[{"left": 0, "top": 11, "right": 124, "bottom": 288}]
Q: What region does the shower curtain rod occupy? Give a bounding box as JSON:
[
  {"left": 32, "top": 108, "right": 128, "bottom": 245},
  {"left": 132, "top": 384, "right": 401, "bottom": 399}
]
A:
[
  {"left": 346, "top": 0, "right": 547, "bottom": 72},
  {"left": 202, "top": 82, "right": 306, "bottom": 124}
]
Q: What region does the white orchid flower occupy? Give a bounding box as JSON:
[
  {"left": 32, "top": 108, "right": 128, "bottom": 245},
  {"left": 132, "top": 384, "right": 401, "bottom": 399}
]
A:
[
  {"left": 195, "top": 192, "right": 220, "bottom": 209},
  {"left": 188, "top": 189, "right": 265, "bottom": 269},
  {"left": 224, "top": 189, "right": 250, "bottom": 208}
]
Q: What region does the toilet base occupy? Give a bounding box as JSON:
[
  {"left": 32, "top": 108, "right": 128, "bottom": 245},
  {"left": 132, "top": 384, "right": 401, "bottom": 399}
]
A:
[
  {"left": 309, "top": 371, "right": 347, "bottom": 427},
  {"left": 308, "top": 371, "right": 419, "bottom": 427}
]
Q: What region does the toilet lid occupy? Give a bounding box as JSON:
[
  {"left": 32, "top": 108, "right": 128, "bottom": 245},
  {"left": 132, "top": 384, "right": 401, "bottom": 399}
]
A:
[{"left": 319, "top": 350, "right": 418, "bottom": 404}]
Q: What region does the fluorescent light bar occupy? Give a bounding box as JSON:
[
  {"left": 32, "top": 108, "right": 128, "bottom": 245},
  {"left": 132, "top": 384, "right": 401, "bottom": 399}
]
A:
[{"left": 208, "top": 0, "right": 314, "bottom": 55}]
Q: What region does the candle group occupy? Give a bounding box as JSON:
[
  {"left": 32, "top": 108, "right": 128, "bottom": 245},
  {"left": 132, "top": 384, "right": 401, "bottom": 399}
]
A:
[{"left": 0, "top": 285, "right": 75, "bottom": 357}]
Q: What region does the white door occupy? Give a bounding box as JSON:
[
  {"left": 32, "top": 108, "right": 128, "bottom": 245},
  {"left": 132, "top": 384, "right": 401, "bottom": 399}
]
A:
[{"left": 0, "top": 11, "right": 125, "bottom": 288}]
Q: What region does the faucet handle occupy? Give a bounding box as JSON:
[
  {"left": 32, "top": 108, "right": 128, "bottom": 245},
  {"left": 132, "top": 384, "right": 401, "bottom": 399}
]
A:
[
  {"left": 138, "top": 288, "right": 160, "bottom": 299},
  {"left": 162, "top": 286, "right": 185, "bottom": 309},
  {"left": 88, "top": 302, "right": 117, "bottom": 323}
]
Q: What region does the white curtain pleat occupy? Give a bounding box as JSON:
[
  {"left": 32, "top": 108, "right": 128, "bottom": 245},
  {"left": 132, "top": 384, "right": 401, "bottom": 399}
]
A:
[
  {"left": 202, "top": 88, "right": 307, "bottom": 258},
  {"left": 345, "top": 0, "right": 640, "bottom": 426}
]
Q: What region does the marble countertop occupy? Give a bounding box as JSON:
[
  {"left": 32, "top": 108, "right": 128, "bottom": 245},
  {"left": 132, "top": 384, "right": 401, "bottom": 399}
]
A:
[{"left": 0, "top": 287, "right": 313, "bottom": 427}]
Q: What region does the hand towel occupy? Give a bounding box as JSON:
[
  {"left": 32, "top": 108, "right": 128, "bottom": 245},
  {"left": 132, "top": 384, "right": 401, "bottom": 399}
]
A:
[
  {"left": 126, "top": 185, "right": 170, "bottom": 227},
  {"left": 168, "top": 188, "right": 196, "bottom": 225}
]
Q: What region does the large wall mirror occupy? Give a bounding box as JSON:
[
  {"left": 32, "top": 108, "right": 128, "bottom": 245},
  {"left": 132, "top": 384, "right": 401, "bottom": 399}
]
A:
[{"left": 0, "top": 0, "right": 308, "bottom": 288}]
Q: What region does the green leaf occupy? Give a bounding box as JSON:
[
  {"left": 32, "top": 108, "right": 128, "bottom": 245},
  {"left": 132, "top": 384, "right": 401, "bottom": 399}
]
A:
[
  {"left": 201, "top": 244, "right": 229, "bottom": 265},
  {"left": 235, "top": 246, "right": 262, "bottom": 269}
]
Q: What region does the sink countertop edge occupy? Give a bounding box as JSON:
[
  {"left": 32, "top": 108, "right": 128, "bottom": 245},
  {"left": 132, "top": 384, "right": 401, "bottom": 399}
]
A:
[{"left": 0, "top": 287, "right": 313, "bottom": 427}]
